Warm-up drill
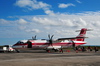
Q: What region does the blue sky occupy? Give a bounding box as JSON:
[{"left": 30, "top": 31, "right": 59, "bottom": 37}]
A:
[{"left": 0, "top": 0, "right": 100, "bottom": 45}]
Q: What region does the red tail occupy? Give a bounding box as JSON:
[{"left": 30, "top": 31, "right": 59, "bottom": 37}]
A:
[{"left": 76, "top": 28, "right": 87, "bottom": 41}]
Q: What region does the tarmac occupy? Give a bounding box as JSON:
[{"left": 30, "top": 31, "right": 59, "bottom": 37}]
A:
[{"left": 0, "top": 50, "right": 100, "bottom": 66}]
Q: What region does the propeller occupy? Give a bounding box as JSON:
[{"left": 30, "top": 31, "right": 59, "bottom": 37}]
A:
[
  {"left": 32, "top": 35, "right": 37, "bottom": 40},
  {"left": 70, "top": 40, "right": 75, "bottom": 48},
  {"left": 48, "top": 34, "right": 54, "bottom": 46}
]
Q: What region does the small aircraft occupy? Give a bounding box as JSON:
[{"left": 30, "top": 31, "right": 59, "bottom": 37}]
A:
[{"left": 12, "top": 28, "right": 91, "bottom": 52}]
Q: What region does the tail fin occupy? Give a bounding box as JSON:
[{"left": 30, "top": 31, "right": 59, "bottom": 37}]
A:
[{"left": 76, "top": 28, "right": 91, "bottom": 41}]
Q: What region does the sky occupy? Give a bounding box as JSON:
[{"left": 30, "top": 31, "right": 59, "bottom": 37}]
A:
[{"left": 0, "top": 0, "right": 100, "bottom": 45}]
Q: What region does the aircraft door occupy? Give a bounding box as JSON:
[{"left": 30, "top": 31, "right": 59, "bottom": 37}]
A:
[{"left": 27, "top": 41, "right": 32, "bottom": 48}]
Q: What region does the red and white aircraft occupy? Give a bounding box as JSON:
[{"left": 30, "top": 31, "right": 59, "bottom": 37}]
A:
[{"left": 12, "top": 28, "right": 91, "bottom": 52}]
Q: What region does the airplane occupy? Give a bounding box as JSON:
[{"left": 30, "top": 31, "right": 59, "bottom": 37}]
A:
[{"left": 12, "top": 28, "right": 91, "bottom": 52}]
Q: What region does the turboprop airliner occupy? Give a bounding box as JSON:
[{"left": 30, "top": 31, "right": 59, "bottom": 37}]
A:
[{"left": 12, "top": 28, "right": 91, "bottom": 52}]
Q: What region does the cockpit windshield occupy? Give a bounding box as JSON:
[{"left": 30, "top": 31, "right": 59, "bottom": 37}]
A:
[
  {"left": 16, "top": 41, "right": 24, "bottom": 44},
  {"left": 16, "top": 40, "right": 28, "bottom": 44}
]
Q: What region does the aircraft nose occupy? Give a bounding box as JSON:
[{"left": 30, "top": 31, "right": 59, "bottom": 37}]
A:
[{"left": 12, "top": 44, "right": 17, "bottom": 48}]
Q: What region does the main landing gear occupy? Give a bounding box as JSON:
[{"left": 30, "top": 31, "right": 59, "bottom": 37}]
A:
[{"left": 46, "top": 49, "right": 59, "bottom": 53}]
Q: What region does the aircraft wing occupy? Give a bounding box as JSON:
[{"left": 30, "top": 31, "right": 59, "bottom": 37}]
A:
[{"left": 57, "top": 37, "right": 88, "bottom": 40}]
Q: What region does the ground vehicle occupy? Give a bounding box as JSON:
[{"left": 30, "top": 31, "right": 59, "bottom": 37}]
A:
[{"left": 0, "top": 45, "right": 15, "bottom": 52}]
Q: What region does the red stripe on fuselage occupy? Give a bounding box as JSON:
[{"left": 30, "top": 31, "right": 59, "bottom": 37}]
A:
[{"left": 14, "top": 42, "right": 86, "bottom": 46}]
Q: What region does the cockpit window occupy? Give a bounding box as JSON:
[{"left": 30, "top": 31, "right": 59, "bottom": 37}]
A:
[{"left": 17, "top": 41, "right": 24, "bottom": 44}]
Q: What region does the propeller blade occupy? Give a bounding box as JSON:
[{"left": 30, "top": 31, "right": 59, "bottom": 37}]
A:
[
  {"left": 48, "top": 34, "right": 54, "bottom": 46},
  {"left": 71, "top": 40, "right": 75, "bottom": 48},
  {"left": 51, "top": 35, "right": 54, "bottom": 40},
  {"left": 32, "top": 35, "right": 37, "bottom": 40},
  {"left": 35, "top": 35, "right": 36, "bottom": 39},
  {"left": 48, "top": 34, "right": 51, "bottom": 40}
]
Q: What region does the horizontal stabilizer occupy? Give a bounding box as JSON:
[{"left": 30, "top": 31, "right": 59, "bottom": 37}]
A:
[{"left": 76, "top": 29, "right": 93, "bottom": 32}]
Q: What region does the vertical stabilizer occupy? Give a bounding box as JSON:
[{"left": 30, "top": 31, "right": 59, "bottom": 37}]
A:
[{"left": 76, "top": 28, "right": 88, "bottom": 41}]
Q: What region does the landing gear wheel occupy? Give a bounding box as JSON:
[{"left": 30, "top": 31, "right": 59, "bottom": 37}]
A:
[
  {"left": 46, "top": 50, "right": 50, "bottom": 53},
  {"left": 54, "top": 49, "right": 58, "bottom": 52}
]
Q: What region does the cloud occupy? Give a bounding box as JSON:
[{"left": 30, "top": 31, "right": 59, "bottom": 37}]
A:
[
  {"left": 1, "top": 11, "right": 100, "bottom": 40},
  {"left": 15, "top": 0, "right": 56, "bottom": 16},
  {"left": 15, "top": 0, "right": 51, "bottom": 9},
  {"left": 15, "top": 0, "right": 53, "bottom": 15},
  {"left": 18, "top": 19, "right": 28, "bottom": 24},
  {"left": 0, "top": 19, "right": 10, "bottom": 24},
  {"left": 44, "top": 10, "right": 55, "bottom": 16},
  {"left": 58, "top": 3, "right": 75, "bottom": 8},
  {"left": 32, "top": 17, "right": 59, "bottom": 26},
  {"left": 94, "top": 21, "right": 100, "bottom": 27},
  {"left": 26, "top": 29, "right": 40, "bottom": 33},
  {"left": 76, "top": 0, "right": 82, "bottom": 3}
]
